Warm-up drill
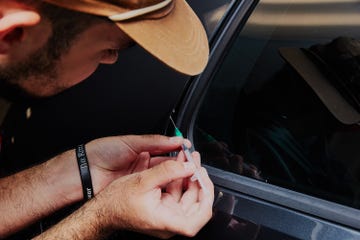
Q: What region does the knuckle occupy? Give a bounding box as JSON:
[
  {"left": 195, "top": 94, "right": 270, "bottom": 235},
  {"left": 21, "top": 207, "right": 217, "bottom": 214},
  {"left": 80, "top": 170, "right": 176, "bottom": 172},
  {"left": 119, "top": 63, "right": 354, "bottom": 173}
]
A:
[
  {"left": 131, "top": 173, "right": 144, "bottom": 187},
  {"left": 161, "top": 160, "right": 177, "bottom": 172},
  {"left": 141, "top": 134, "right": 162, "bottom": 141},
  {"left": 183, "top": 226, "right": 198, "bottom": 237}
]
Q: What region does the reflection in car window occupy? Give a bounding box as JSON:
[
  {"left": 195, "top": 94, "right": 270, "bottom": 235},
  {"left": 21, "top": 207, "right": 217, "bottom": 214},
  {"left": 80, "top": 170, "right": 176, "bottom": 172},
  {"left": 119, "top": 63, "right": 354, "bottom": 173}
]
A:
[{"left": 194, "top": 0, "right": 360, "bottom": 209}]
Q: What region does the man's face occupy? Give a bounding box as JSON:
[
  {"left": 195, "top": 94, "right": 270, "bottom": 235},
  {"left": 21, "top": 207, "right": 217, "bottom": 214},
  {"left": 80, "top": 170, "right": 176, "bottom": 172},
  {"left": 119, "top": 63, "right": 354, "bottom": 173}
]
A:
[{"left": 0, "top": 12, "right": 133, "bottom": 98}]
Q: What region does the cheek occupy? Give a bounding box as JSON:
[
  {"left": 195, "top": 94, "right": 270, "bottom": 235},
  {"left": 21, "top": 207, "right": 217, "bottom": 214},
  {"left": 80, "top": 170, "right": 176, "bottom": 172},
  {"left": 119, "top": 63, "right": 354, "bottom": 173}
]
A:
[{"left": 57, "top": 56, "right": 101, "bottom": 88}]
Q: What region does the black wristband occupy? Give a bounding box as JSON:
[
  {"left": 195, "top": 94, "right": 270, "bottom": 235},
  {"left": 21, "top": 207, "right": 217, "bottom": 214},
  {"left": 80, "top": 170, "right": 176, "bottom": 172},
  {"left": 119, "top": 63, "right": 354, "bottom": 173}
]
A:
[{"left": 75, "top": 144, "right": 94, "bottom": 200}]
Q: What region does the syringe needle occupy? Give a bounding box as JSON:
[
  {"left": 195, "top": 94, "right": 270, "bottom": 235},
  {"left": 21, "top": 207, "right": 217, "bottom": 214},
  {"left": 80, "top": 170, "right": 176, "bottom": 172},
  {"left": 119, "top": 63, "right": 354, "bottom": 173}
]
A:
[
  {"left": 169, "top": 116, "right": 208, "bottom": 194},
  {"left": 181, "top": 144, "right": 208, "bottom": 194}
]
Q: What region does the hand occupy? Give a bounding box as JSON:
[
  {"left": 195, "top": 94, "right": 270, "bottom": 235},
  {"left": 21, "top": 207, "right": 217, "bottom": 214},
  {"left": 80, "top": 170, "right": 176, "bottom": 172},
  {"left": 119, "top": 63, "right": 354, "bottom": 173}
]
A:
[
  {"left": 84, "top": 134, "right": 189, "bottom": 195},
  {"left": 95, "top": 151, "right": 214, "bottom": 239}
]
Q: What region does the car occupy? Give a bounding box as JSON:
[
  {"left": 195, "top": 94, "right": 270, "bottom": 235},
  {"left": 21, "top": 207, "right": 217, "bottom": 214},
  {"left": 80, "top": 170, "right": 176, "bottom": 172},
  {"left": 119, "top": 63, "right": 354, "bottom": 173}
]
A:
[
  {"left": 1, "top": 0, "right": 360, "bottom": 239},
  {"left": 171, "top": 0, "right": 360, "bottom": 239}
]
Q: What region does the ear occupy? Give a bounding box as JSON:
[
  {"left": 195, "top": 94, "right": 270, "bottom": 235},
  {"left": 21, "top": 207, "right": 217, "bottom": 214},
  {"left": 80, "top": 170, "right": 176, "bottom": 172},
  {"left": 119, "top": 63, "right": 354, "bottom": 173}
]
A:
[{"left": 0, "top": 5, "right": 41, "bottom": 46}]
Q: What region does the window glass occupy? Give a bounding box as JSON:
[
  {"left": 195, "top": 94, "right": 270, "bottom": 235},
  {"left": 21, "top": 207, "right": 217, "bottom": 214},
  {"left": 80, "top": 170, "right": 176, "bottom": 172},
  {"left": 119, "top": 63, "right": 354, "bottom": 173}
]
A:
[{"left": 194, "top": 0, "right": 360, "bottom": 209}]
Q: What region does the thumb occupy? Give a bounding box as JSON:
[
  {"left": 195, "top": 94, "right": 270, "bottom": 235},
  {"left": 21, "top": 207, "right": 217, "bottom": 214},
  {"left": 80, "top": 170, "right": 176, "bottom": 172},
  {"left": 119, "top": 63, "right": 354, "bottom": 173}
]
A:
[
  {"left": 119, "top": 135, "right": 187, "bottom": 155},
  {"left": 141, "top": 160, "right": 196, "bottom": 190}
]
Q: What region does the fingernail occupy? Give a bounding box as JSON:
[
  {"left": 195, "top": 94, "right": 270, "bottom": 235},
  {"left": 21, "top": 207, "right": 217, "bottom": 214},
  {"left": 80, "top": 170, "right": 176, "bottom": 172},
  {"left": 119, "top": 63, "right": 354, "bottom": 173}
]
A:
[
  {"left": 190, "top": 175, "right": 197, "bottom": 182},
  {"left": 184, "top": 139, "right": 192, "bottom": 149},
  {"left": 170, "top": 136, "right": 183, "bottom": 143}
]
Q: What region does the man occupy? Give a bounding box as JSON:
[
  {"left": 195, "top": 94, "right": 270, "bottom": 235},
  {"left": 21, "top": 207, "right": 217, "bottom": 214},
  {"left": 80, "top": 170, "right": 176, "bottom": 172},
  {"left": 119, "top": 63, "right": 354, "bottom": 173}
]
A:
[{"left": 0, "top": 0, "right": 214, "bottom": 239}]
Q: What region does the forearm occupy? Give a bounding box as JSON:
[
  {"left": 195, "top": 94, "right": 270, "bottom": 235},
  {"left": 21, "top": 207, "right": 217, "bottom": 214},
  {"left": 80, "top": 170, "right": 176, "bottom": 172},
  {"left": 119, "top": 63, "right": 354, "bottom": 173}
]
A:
[
  {"left": 32, "top": 197, "right": 112, "bottom": 240},
  {"left": 0, "top": 150, "right": 82, "bottom": 238}
]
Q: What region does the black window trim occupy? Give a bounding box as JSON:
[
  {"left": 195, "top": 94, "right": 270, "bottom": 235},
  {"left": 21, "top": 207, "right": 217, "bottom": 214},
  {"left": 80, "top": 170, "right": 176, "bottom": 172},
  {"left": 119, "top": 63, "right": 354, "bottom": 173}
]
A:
[{"left": 173, "top": 0, "right": 257, "bottom": 132}]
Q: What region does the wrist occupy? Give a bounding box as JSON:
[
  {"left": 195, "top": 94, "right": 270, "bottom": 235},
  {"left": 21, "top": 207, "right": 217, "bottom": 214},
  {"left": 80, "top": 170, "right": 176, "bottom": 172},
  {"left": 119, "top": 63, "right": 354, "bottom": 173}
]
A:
[
  {"left": 90, "top": 182, "right": 125, "bottom": 231},
  {"left": 75, "top": 144, "right": 94, "bottom": 201},
  {"left": 32, "top": 196, "right": 113, "bottom": 240},
  {"left": 44, "top": 150, "right": 83, "bottom": 205}
]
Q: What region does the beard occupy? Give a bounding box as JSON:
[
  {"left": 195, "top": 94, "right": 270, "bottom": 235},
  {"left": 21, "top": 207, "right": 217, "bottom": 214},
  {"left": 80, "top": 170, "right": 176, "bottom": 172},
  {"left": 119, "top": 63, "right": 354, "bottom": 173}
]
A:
[
  {"left": 0, "top": 3, "right": 108, "bottom": 100},
  {"left": 0, "top": 17, "right": 80, "bottom": 100},
  {"left": 0, "top": 41, "right": 59, "bottom": 101}
]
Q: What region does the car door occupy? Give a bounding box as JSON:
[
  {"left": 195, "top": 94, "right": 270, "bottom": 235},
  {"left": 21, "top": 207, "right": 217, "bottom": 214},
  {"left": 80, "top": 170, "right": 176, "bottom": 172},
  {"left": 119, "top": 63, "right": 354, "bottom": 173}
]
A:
[{"left": 171, "top": 0, "right": 360, "bottom": 239}]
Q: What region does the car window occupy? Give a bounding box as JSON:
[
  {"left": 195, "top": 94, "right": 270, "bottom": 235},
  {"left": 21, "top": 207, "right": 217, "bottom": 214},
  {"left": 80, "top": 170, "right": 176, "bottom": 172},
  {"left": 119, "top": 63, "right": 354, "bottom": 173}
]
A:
[{"left": 194, "top": 0, "right": 360, "bottom": 209}]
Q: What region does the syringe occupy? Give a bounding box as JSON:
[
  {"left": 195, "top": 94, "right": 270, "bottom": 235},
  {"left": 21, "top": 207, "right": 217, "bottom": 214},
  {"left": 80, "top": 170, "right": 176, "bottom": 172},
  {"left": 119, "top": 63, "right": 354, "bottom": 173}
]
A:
[{"left": 169, "top": 117, "right": 208, "bottom": 194}]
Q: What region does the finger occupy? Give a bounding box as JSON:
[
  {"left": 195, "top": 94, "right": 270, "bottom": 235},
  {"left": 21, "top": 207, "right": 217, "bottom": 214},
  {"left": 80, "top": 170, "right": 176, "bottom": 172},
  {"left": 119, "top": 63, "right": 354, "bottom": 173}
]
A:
[
  {"left": 149, "top": 147, "right": 197, "bottom": 168},
  {"left": 190, "top": 151, "right": 201, "bottom": 168},
  {"left": 157, "top": 167, "right": 213, "bottom": 237},
  {"left": 165, "top": 197, "right": 213, "bottom": 237},
  {"left": 183, "top": 139, "right": 192, "bottom": 149},
  {"left": 197, "top": 167, "right": 214, "bottom": 202},
  {"left": 141, "top": 160, "right": 196, "bottom": 191},
  {"left": 180, "top": 152, "right": 205, "bottom": 210},
  {"left": 196, "top": 151, "right": 202, "bottom": 165},
  {"left": 179, "top": 174, "right": 199, "bottom": 212},
  {"left": 176, "top": 168, "right": 214, "bottom": 236},
  {"left": 148, "top": 156, "right": 177, "bottom": 168},
  {"left": 187, "top": 151, "right": 201, "bottom": 181},
  {"left": 132, "top": 152, "right": 151, "bottom": 173},
  {"left": 166, "top": 151, "right": 186, "bottom": 202},
  {"left": 119, "top": 135, "right": 186, "bottom": 155}
]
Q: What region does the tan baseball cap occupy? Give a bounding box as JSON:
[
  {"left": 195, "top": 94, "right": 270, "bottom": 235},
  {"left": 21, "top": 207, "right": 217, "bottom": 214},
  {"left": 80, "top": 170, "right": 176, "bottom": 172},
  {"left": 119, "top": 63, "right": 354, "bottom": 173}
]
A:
[{"left": 43, "top": 0, "right": 209, "bottom": 76}]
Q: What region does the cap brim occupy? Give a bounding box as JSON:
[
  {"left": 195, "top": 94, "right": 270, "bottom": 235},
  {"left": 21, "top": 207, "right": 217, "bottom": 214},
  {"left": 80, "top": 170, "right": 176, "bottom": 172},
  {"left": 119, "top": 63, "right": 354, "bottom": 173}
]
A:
[
  {"left": 279, "top": 47, "right": 360, "bottom": 124},
  {"left": 116, "top": 0, "right": 209, "bottom": 76}
]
